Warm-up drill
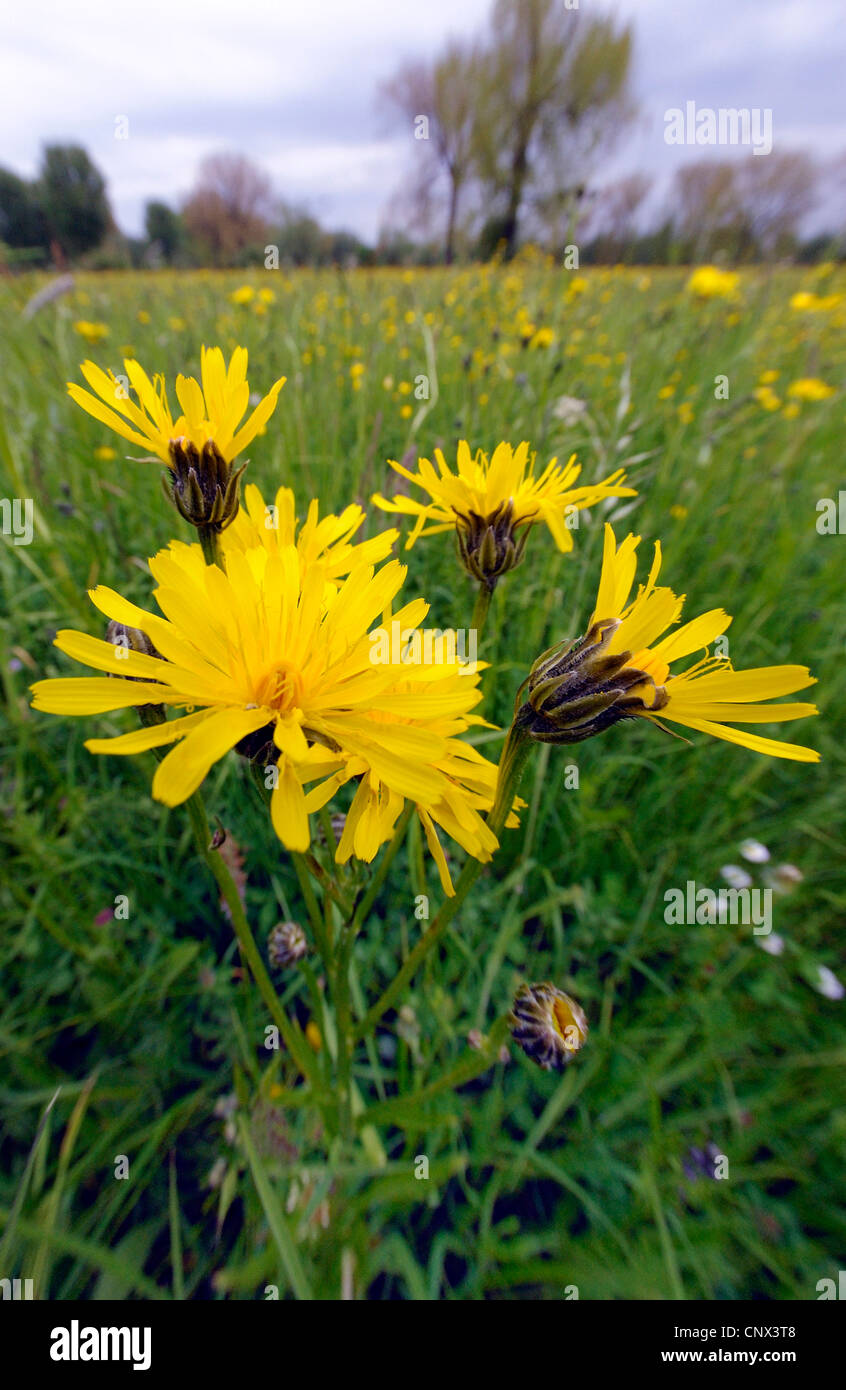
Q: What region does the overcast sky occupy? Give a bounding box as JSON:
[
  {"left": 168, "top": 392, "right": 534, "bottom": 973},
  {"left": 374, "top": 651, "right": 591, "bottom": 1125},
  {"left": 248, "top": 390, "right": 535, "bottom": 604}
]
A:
[{"left": 1, "top": 0, "right": 843, "bottom": 241}]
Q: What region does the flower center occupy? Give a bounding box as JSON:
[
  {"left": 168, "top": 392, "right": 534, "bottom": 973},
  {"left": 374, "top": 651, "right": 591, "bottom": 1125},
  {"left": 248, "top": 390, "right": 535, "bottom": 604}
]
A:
[{"left": 255, "top": 660, "right": 304, "bottom": 713}]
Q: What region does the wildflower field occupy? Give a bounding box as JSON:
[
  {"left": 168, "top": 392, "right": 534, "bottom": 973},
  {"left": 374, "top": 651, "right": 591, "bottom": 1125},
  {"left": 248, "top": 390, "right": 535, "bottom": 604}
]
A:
[{"left": 1, "top": 259, "right": 844, "bottom": 1302}]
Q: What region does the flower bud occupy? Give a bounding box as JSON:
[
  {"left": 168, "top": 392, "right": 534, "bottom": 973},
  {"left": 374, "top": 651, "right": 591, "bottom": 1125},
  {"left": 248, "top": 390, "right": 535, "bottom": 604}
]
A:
[
  {"left": 455, "top": 500, "right": 530, "bottom": 591},
  {"left": 510, "top": 982, "right": 588, "bottom": 1070},
  {"left": 267, "top": 921, "right": 307, "bottom": 969},
  {"left": 514, "top": 616, "right": 668, "bottom": 744},
  {"left": 164, "top": 438, "right": 245, "bottom": 532},
  {"left": 106, "top": 620, "right": 165, "bottom": 724}
]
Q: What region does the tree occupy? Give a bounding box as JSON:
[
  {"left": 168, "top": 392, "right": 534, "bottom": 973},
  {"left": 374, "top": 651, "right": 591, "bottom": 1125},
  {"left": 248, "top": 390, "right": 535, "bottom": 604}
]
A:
[
  {"left": 0, "top": 167, "right": 48, "bottom": 251},
  {"left": 183, "top": 153, "right": 272, "bottom": 265},
  {"left": 144, "top": 200, "right": 184, "bottom": 264},
  {"left": 734, "top": 151, "right": 818, "bottom": 258},
  {"left": 38, "top": 145, "right": 110, "bottom": 259},
  {"left": 474, "top": 0, "right": 633, "bottom": 257},
  {"left": 581, "top": 172, "right": 652, "bottom": 261},
  {"left": 671, "top": 152, "right": 819, "bottom": 261},
  {"left": 382, "top": 40, "right": 481, "bottom": 263}
]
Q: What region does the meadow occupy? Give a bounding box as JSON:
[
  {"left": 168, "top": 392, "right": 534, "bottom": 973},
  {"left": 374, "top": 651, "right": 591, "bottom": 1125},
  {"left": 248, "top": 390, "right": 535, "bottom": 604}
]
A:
[{"left": 1, "top": 256, "right": 844, "bottom": 1301}]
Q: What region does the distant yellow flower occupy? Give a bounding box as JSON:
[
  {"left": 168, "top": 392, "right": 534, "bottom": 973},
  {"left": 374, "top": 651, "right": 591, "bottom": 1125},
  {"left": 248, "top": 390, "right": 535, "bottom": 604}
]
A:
[
  {"left": 686, "top": 266, "right": 740, "bottom": 300},
  {"left": 230, "top": 285, "right": 255, "bottom": 306},
  {"left": 787, "top": 378, "right": 834, "bottom": 402},
  {"left": 168, "top": 317, "right": 187, "bottom": 333},
  {"left": 30, "top": 545, "right": 509, "bottom": 893},
  {"left": 789, "top": 291, "right": 841, "bottom": 313},
  {"left": 758, "top": 369, "right": 780, "bottom": 384},
  {"left": 677, "top": 402, "right": 694, "bottom": 425},
  {"left": 516, "top": 524, "right": 818, "bottom": 762},
  {"left": 93, "top": 446, "right": 117, "bottom": 462},
  {"left": 372, "top": 440, "right": 636, "bottom": 586},
  {"left": 67, "top": 346, "right": 285, "bottom": 466},
  {"left": 753, "top": 385, "right": 782, "bottom": 412},
  {"left": 528, "top": 326, "right": 555, "bottom": 350},
  {"left": 258, "top": 287, "right": 275, "bottom": 304},
  {"left": 669, "top": 504, "right": 688, "bottom": 520},
  {"left": 74, "top": 320, "right": 109, "bottom": 345}
]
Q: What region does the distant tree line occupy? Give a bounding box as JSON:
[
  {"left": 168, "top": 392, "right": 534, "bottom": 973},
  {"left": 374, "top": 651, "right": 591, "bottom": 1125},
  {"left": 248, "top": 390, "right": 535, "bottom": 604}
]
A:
[{"left": 1, "top": 0, "right": 844, "bottom": 272}]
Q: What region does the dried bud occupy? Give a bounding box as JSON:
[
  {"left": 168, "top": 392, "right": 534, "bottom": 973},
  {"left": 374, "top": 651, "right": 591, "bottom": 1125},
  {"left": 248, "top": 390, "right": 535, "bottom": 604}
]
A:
[
  {"left": 106, "top": 620, "right": 165, "bottom": 724},
  {"left": 514, "top": 616, "right": 668, "bottom": 745},
  {"left": 510, "top": 982, "right": 588, "bottom": 1070},
  {"left": 267, "top": 921, "right": 307, "bottom": 969},
  {"left": 455, "top": 500, "right": 530, "bottom": 591},
  {"left": 105, "top": 620, "right": 161, "bottom": 662},
  {"left": 164, "top": 438, "right": 245, "bottom": 532}
]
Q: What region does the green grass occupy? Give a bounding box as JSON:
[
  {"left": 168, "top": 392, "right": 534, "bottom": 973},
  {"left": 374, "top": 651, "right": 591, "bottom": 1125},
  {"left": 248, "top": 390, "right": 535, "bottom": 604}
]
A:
[{"left": 1, "top": 259, "right": 844, "bottom": 1300}]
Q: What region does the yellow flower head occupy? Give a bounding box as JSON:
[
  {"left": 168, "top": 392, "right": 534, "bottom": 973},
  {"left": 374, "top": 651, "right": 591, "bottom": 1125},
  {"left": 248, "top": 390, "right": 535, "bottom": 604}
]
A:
[
  {"left": 686, "top": 266, "right": 740, "bottom": 301},
  {"left": 74, "top": 320, "right": 109, "bottom": 345},
  {"left": 30, "top": 544, "right": 507, "bottom": 894},
  {"left": 517, "top": 524, "right": 818, "bottom": 762},
  {"left": 372, "top": 441, "right": 636, "bottom": 585},
  {"left": 786, "top": 378, "right": 834, "bottom": 402},
  {"left": 789, "top": 291, "right": 841, "bottom": 314},
  {"left": 221, "top": 482, "right": 398, "bottom": 581},
  {"left": 67, "top": 346, "right": 286, "bottom": 466}
]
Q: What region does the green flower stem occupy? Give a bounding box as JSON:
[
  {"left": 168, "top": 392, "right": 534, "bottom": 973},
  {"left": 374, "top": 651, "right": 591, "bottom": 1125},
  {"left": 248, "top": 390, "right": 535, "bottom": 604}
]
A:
[
  {"left": 184, "top": 790, "right": 324, "bottom": 1096},
  {"left": 355, "top": 724, "right": 534, "bottom": 1040},
  {"left": 470, "top": 581, "right": 494, "bottom": 638},
  {"left": 292, "top": 851, "right": 331, "bottom": 962},
  {"left": 333, "top": 804, "right": 414, "bottom": 1141},
  {"left": 197, "top": 525, "right": 224, "bottom": 569}
]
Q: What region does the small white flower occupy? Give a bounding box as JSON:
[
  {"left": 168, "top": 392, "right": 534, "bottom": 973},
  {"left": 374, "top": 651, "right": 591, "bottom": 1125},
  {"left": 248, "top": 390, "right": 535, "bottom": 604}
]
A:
[
  {"left": 721, "top": 864, "right": 753, "bottom": 889},
  {"left": 814, "top": 966, "right": 845, "bottom": 1001},
  {"left": 551, "top": 394, "right": 587, "bottom": 426},
  {"left": 756, "top": 933, "right": 785, "bottom": 956},
  {"left": 765, "top": 863, "right": 803, "bottom": 893},
  {"left": 739, "top": 838, "right": 770, "bottom": 864}
]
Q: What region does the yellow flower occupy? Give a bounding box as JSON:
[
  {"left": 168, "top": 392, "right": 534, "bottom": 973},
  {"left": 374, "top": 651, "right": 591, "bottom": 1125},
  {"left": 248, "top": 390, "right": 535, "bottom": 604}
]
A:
[
  {"left": 67, "top": 346, "right": 286, "bottom": 466},
  {"left": 372, "top": 441, "right": 636, "bottom": 577},
  {"left": 528, "top": 326, "right": 555, "bottom": 350},
  {"left": 516, "top": 524, "right": 818, "bottom": 762},
  {"left": 258, "top": 287, "right": 275, "bottom": 304},
  {"left": 753, "top": 385, "right": 782, "bottom": 412},
  {"left": 74, "top": 320, "right": 109, "bottom": 345},
  {"left": 30, "top": 545, "right": 507, "bottom": 893},
  {"left": 230, "top": 285, "right": 255, "bottom": 306},
  {"left": 789, "top": 291, "right": 841, "bottom": 313},
  {"left": 93, "top": 445, "right": 117, "bottom": 461},
  {"left": 677, "top": 402, "right": 694, "bottom": 425},
  {"left": 222, "top": 482, "right": 398, "bottom": 581},
  {"left": 787, "top": 378, "right": 834, "bottom": 402},
  {"left": 758, "top": 369, "right": 780, "bottom": 384},
  {"left": 686, "top": 266, "right": 740, "bottom": 300}
]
